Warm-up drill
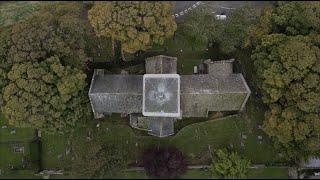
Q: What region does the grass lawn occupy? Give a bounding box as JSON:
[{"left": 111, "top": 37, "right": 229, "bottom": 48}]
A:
[
  {"left": 41, "top": 132, "right": 74, "bottom": 169},
  {"left": 0, "top": 170, "right": 40, "bottom": 179},
  {"left": 0, "top": 115, "right": 35, "bottom": 143},
  {"left": 112, "top": 169, "right": 212, "bottom": 179},
  {"left": 113, "top": 171, "right": 148, "bottom": 179},
  {"left": 66, "top": 114, "right": 283, "bottom": 168},
  {"left": 0, "top": 141, "right": 40, "bottom": 175},
  {"left": 247, "top": 167, "right": 289, "bottom": 179},
  {"left": 181, "top": 169, "right": 212, "bottom": 179},
  {"left": 109, "top": 168, "right": 288, "bottom": 179},
  {"left": 0, "top": 143, "right": 29, "bottom": 169}
]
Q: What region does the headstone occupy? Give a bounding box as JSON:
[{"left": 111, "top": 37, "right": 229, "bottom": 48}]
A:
[
  {"left": 135, "top": 142, "right": 138, "bottom": 147},
  {"left": 10, "top": 129, "right": 16, "bottom": 134},
  {"left": 96, "top": 123, "right": 100, "bottom": 128},
  {"left": 2, "top": 125, "right": 7, "bottom": 129},
  {"left": 58, "top": 154, "right": 63, "bottom": 160},
  {"left": 194, "top": 66, "right": 198, "bottom": 74},
  {"left": 258, "top": 135, "right": 263, "bottom": 140},
  {"left": 240, "top": 142, "right": 245, "bottom": 147},
  {"left": 66, "top": 148, "right": 71, "bottom": 155},
  {"left": 37, "top": 130, "right": 42, "bottom": 138},
  {"left": 258, "top": 125, "right": 262, "bottom": 129},
  {"left": 241, "top": 134, "right": 247, "bottom": 140}
]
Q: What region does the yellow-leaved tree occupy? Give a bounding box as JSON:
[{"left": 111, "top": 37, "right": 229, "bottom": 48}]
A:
[{"left": 88, "top": 1, "right": 177, "bottom": 59}]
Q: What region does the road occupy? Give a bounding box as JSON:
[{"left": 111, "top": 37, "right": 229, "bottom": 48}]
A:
[{"left": 172, "top": 1, "right": 274, "bottom": 21}]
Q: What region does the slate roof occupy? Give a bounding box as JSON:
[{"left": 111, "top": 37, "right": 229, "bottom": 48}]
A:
[
  {"left": 148, "top": 117, "right": 175, "bottom": 137},
  {"left": 180, "top": 74, "right": 250, "bottom": 117},
  {"left": 203, "top": 59, "right": 234, "bottom": 77},
  {"left": 88, "top": 55, "right": 251, "bottom": 137},
  {"left": 145, "top": 55, "right": 177, "bottom": 74},
  {"left": 89, "top": 74, "right": 143, "bottom": 114}
]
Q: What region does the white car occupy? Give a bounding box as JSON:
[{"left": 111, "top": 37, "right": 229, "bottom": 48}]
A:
[{"left": 215, "top": 14, "right": 227, "bottom": 20}]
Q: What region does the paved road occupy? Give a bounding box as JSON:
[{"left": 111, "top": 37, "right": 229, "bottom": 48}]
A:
[
  {"left": 172, "top": 1, "right": 274, "bottom": 21},
  {"left": 173, "top": 1, "right": 199, "bottom": 14}
]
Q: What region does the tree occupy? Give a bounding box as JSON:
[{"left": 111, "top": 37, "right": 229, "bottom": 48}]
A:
[
  {"left": 211, "top": 149, "right": 251, "bottom": 179},
  {"left": 0, "top": 2, "right": 92, "bottom": 133},
  {"left": 250, "top": 1, "right": 320, "bottom": 159},
  {"left": 142, "top": 146, "right": 187, "bottom": 179},
  {"left": 179, "top": 3, "right": 259, "bottom": 53},
  {"left": 88, "top": 1, "right": 177, "bottom": 57},
  {"left": 72, "top": 139, "right": 129, "bottom": 178},
  {"left": 248, "top": 1, "right": 320, "bottom": 47}
]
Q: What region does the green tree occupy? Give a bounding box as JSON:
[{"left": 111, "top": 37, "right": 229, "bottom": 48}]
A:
[
  {"left": 72, "top": 140, "right": 129, "bottom": 178},
  {"left": 211, "top": 149, "right": 251, "bottom": 179},
  {"left": 252, "top": 34, "right": 320, "bottom": 158},
  {"left": 88, "top": 1, "right": 177, "bottom": 57},
  {"left": 0, "top": 2, "right": 92, "bottom": 133},
  {"left": 179, "top": 3, "right": 259, "bottom": 53},
  {"left": 248, "top": 1, "right": 320, "bottom": 47}
]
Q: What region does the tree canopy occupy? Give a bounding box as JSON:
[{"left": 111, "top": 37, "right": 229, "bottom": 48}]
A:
[
  {"left": 179, "top": 3, "right": 259, "bottom": 53},
  {"left": 211, "top": 149, "right": 251, "bottom": 179},
  {"left": 142, "top": 146, "right": 187, "bottom": 179},
  {"left": 251, "top": 1, "right": 320, "bottom": 158},
  {"left": 0, "top": 2, "right": 92, "bottom": 133},
  {"left": 88, "top": 1, "right": 177, "bottom": 54},
  {"left": 72, "top": 140, "right": 129, "bottom": 178}
]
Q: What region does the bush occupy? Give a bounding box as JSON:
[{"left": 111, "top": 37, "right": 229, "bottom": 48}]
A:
[{"left": 142, "top": 146, "right": 187, "bottom": 179}]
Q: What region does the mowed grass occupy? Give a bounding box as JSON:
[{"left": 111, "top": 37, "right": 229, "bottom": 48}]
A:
[
  {"left": 0, "top": 170, "right": 41, "bottom": 179},
  {"left": 0, "top": 115, "right": 35, "bottom": 142},
  {"left": 181, "top": 169, "right": 212, "bottom": 179},
  {"left": 247, "top": 167, "right": 289, "bottom": 179},
  {"left": 0, "top": 143, "right": 29, "bottom": 169},
  {"left": 41, "top": 133, "right": 73, "bottom": 169},
  {"left": 71, "top": 114, "right": 284, "bottom": 167}
]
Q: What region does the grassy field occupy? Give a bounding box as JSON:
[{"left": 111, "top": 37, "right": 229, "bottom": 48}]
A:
[
  {"left": 111, "top": 167, "right": 288, "bottom": 179},
  {"left": 0, "top": 115, "right": 35, "bottom": 143},
  {"left": 41, "top": 133, "right": 73, "bottom": 169},
  {"left": 247, "top": 168, "right": 289, "bottom": 179}
]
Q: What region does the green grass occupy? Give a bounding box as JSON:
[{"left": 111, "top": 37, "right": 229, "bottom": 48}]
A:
[
  {"left": 0, "top": 141, "right": 41, "bottom": 175},
  {"left": 181, "top": 169, "right": 212, "bottom": 179},
  {"left": 0, "top": 143, "right": 28, "bottom": 169},
  {"left": 247, "top": 168, "right": 289, "bottom": 179},
  {"left": 0, "top": 115, "right": 35, "bottom": 143},
  {"left": 65, "top": 114, "right": 283, "bottom": 167},
  {"left": 0, "top": 170, "right": 41, "bottom": 179},
  {"left": 86, "top": 36, "right": 114, "bottom": 62},
  {"left": 41, "top": 133, "right": 73, "bottom": 169},
  {"left": 112, "top": 171, "right": 148, "bottom": 179}
]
